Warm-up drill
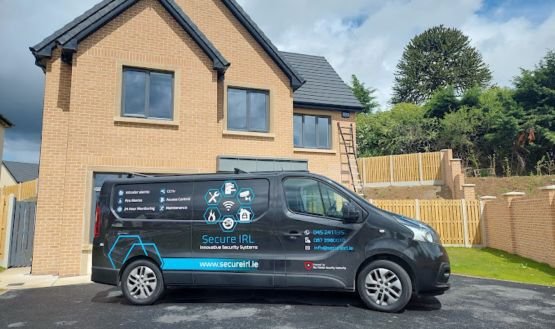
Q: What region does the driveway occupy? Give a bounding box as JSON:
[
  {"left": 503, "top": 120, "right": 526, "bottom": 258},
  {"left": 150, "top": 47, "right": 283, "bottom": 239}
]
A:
[{"left": 1, "top": 275, "right": 553, "bottom": 329}]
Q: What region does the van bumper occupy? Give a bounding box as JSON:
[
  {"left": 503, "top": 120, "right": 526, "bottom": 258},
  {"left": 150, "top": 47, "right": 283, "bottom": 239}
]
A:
[
  {"left": 412, "top": 243, "right": 451, "bottom": 296},
  {"left": 91, "top": 266, "right": 119, "bottom": 286}
]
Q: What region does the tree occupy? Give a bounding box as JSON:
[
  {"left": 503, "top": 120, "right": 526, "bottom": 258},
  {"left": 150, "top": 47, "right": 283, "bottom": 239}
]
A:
[
  {"left": 357, "top": 103, "right": 439, "bottom": 156},
  {"left": 512, "top": 50, "right": 555, "bottom": 173},
  {"left": 392, "top": 25, "right": 492, "bottom": 104},
  {"left": 351, "top": 75, "right": 379, "bottom": 114}
]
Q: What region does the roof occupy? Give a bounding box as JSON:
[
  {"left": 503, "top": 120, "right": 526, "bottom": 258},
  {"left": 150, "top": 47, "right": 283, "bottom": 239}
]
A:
[
  {"left": 0, "top": 115, "right": 13, "bottom": 128},
  {"left": 281, "top": 52, "right": 363, "bottom": 112},
  {"left": 30, "top": 0, "right": 229, "bottom": 74},
  {"left": 2, "top": 161, "right": 39, "bottom": 183},
  {"left": 30, "top": 0, "right": 305, "bottom": 90}
]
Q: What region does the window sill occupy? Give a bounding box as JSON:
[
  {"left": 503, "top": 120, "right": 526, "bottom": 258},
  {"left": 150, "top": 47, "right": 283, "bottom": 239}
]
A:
[
  {"left": 294, "top": 148, "right": 336, "bottom": 155},
  {"left": 114, "top": 116, "right": 179, "bottom": 127},
  {"left": 223, "top": 130, "right": 275, "bottom": 139}
]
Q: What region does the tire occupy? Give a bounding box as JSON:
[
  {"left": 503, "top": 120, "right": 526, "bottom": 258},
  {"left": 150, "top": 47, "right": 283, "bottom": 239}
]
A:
[
  {"left": 121, "top": 259, "right": 165, "bottom": 305},
  {"left": 357, "top": 260, "right": 412, "bottom": 313}
]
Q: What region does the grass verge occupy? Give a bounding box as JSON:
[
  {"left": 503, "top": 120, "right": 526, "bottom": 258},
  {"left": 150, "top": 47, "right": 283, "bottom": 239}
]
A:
[
  {"left": 446, "top": 247, "right": 555, "bottom": 286},
  {"left": 0, "top": 267, "right": 4, "bottom": 273}
]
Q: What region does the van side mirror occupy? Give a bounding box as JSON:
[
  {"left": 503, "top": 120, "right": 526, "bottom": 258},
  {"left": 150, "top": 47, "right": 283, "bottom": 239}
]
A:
[{"left": 342, "top": 202, "right": 361, "bottom": 223}]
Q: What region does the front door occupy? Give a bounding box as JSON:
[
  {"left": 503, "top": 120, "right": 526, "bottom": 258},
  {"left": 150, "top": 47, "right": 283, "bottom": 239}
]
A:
[
  {"left": 191, "top": 178, "right": 280, "bottom": 287},
  {"left": 278, "top": 177, "right": 366, "bottom": 290}
]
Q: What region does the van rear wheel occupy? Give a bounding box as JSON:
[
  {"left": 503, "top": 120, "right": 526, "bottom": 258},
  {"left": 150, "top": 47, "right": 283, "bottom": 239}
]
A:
[
  {"left": 121, "top": 259, "right": 165, "bottom": 305},
  {"left": 357, "top": 260, "right": 412, "bottom": 313}
]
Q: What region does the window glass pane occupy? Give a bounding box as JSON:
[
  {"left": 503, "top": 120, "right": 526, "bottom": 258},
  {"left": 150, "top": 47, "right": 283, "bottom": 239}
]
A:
[
  {"left": 283, "top": 178, "right": 324, "bottom": 216},
  {"left": 317, "top": 117, "right": 330, "bottom": 148},
  {"left": 293, "top": 115, "right": 302, "bottom": 147},
  {"left": 228, "top": 88, "right": 247, "bottom": 130},
  {"left": 123, "top": 69, "right": 147, "bottom": 117},
  {"left": 149, "top": 72, "right": 173, "bottom": 119},
  {"left": 248, "top": 91, "right": 268, "bottom": 131},
  {"left": 319, "top": 183, "right": 350, "bottom": 220},
  {"left": 302, "top": 115, "right": 317, "bottom": 148}
]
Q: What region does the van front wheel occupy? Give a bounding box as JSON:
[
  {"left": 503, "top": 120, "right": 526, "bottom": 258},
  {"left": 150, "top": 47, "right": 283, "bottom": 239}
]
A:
[
  {"left": 357, "top": 260, "right": 412, "bottom": 312},
  {"left": 121, "top": 259, "right": 165, "bottom": 305}
]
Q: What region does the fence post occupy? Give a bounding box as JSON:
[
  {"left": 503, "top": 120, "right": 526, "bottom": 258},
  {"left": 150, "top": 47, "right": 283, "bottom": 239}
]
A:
[
  {"left": 418, "top": 153, "right": 424, "bottom": 184},
  {"left": 461, "top": 199, "right": 470, "bottom": 247},
  {"left": 389, "top": 155, "right": 394, "bottom": 184},
  {"left": 0, "top": 195, "right": 16, "bottom": 268},
  {"left": 415, "top": 199, "right": 421, "bottom": 220},
  {"left": 362, "top": 158, "right": 366, "bottom": 186}
]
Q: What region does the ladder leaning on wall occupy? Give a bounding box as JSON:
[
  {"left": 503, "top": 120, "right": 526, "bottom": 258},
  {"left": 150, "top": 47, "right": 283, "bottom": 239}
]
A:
[{"left": 338, "top": 123, "right": 363, "bottom": 195}]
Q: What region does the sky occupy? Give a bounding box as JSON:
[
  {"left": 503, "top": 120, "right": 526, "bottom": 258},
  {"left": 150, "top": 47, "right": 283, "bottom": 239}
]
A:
[{"left": 0, "top": 0, "right": 554, "bottom": 164}]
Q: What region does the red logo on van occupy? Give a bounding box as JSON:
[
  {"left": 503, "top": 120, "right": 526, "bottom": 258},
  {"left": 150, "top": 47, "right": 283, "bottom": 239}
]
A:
[{"left": 304, "top": 261, "right": 314, "bottom": 271}]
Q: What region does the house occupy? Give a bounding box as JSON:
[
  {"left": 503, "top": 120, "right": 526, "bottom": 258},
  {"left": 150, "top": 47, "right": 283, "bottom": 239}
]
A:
[
  {"left": 0, "top": 161, "right": 39, "bottom": 187},
  {"left": 0, "top": 115, "right": 13, "bottom": 170},
  {"left": 30, "top": 0, "right": 363, "bottom": 276}
]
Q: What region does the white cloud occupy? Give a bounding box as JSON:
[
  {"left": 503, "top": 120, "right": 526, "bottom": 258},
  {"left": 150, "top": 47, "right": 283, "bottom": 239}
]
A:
[
  {"left": 3, "top": 137, "right": 40, "bottom": 163},
  {"left": 238, "top": 0, "right": 555, "bottom": 107}
]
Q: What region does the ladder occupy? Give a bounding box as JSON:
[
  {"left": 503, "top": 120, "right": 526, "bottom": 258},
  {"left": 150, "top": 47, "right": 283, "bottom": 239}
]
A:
[{"left": 338, "top": 123, "right": 363, "bottom": 195}]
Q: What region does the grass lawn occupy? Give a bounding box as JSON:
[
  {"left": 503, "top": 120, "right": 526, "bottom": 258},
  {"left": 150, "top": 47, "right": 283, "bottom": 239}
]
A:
[{"left": 446, "top": 247, "right": 555, "bottom": 286}]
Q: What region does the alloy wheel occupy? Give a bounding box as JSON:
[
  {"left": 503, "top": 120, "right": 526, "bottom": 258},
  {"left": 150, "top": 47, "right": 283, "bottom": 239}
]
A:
[{"left": 365, "top": 268, "right": 402, "bottom": 306}]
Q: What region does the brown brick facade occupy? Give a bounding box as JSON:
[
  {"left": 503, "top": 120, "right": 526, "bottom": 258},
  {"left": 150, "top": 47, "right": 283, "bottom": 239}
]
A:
[
  {"left": 483, "top": 189, "right": 555, "bottom": 267},
  {"left": 33, "top": 0, "right": 355, "bottom": 276}
]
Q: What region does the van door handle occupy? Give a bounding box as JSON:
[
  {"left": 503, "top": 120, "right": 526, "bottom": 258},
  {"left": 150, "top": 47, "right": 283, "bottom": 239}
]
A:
[{"left": 284, "top": 231, "right": 302, "bottom": 239}]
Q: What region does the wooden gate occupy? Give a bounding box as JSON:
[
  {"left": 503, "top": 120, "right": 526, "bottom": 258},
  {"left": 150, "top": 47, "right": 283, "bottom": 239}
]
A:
[
  {"left": 8, "top": 201, "right": 37, "bottom": 268},
  {"left": 371, "top": 199, "right": 483, "bottom": 246}
]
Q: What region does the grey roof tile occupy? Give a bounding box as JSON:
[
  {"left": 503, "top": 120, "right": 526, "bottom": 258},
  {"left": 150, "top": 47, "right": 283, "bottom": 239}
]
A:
[
  {"left": 281, "top": 52, "right": 362, "bottom": 111},
  {"left": 3, "top": 161, "right": 39, "bottom": 183}
]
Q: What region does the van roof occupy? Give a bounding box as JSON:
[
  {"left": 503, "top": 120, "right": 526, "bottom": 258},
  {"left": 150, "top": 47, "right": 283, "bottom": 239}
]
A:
[{"left": 102, "top": 170, "right": 316, "bottom": 185}]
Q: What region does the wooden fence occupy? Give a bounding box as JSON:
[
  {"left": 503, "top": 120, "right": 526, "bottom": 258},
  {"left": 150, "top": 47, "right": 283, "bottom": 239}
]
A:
[
  {"left": 370, "top": 199, "right": 483, "bottom": 246},
  {"left": 0, "top": 180, "right": 38, "bottom": 259},
  {"left": 358, "top": 151, "right": 443, "bottom": 187}
]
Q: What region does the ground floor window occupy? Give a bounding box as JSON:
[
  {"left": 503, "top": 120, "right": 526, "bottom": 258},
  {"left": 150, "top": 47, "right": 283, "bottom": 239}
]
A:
[{"left": 217, "top": 156, "right": 308, "bottom": 173}]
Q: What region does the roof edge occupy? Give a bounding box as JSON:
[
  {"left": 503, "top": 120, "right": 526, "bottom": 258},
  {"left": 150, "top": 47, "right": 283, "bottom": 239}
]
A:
[
  {"left": 294, "top": 101, "right": 363, "bottom": 113},
  {"left": 0, "top": 114, "right": 13, "bottom": 128},
  {"left": 30, "top": 0, "right": 230, "bottom": 74},
  {"left": 221, "top": 0, "right": 305, "bottom": 90}
]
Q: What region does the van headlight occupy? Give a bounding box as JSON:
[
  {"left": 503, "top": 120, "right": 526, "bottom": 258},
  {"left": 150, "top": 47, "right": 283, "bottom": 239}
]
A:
[
  {"left": 407, "top": 226, "right": 435, "bottom": 243},
  {"left": 392, "top": 214, "right": 439, "bottom": 243}
]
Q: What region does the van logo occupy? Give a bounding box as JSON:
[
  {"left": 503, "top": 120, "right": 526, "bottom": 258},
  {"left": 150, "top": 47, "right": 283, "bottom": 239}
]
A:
[{"left": 304, "top": 261, "right": 314, "bottom": 271}]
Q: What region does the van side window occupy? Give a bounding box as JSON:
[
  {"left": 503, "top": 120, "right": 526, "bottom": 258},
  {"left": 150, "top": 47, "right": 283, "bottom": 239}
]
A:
[
  {"left": 283, "top": 178, "right": 355, "bottom": 220},
  {"left": 113, "top": 182, "right": 193, "bottom": 220}
]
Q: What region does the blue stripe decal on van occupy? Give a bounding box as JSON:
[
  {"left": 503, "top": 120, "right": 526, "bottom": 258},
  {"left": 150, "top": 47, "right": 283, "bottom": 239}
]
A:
[{"left": 161, "top": 258, "right": 259, "bottom": 271}]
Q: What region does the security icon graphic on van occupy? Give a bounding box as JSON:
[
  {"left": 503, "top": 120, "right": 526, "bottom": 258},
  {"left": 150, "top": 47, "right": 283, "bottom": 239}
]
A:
[
  {"left": 203, "top": 207, "right": 221, "bottom": 224},
  {"left": 222, "top": 181, "right": 238, "bottom": 197},
  {"left": 220, "top": 216, "right": 237, "bottom": 232},
  {"left": 205, "top": 189, "right": 221, "bottom": 205},
  {"left": 237, "top": 188, "right": 254, "bottom": 205},
  {"left": 205, "top": 182, "right": 256, "bottom": 232},
  {"left": 237, "top": 208, "right": 253, "bottom": 223}
]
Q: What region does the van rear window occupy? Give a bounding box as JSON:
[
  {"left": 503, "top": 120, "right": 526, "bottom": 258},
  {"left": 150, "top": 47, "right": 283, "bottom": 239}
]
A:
[{"left": 113, "top": 182, "right": 193, "bottom": 220}]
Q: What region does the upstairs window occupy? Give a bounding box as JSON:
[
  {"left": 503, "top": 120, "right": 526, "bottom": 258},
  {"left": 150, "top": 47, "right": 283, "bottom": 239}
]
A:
[
  {"left": 294, "top": 114, "right": 331, "bottom": 149},
  {"left": 122, "top": 67, "right": 174, "bottom": 120},
  {"left": 227, "top": 87, "right": 269, "bottom": 132}
]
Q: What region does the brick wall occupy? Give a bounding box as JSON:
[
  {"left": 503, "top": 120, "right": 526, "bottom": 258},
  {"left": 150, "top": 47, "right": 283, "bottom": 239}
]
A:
[
  {"left": 483, "top": 188, "right": 555, "bottom": 267},
  {"left": 33, "top": 0, "right": 355, "bottom": 276}
]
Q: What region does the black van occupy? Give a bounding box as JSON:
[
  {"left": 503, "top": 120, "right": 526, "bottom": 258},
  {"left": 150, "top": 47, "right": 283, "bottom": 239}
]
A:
[{"left": 92, "top": 171, "right": 450, "bottom": 312}]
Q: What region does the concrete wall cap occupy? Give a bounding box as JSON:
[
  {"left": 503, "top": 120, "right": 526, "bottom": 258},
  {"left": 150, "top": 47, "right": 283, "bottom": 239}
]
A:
[
  {"left": 450, "top": 158, "right": 462, "bottom": 161},
  {"left": 463, "top": 184, "right": 476, "bottom": 187},
  {"left": 539, "top": 185, "right": 555, "bottom": 191},
  {"left": 480, "top": 196, "right": 497, "bottom": 200},
  {"left": 502, "top": 192, "right": 525, "bottom": 197}
]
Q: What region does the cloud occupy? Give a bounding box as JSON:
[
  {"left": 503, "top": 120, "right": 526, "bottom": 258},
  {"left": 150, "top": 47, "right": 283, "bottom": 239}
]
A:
[{"left": 0, "top": 0, "right": 554, "bottom": 163}]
